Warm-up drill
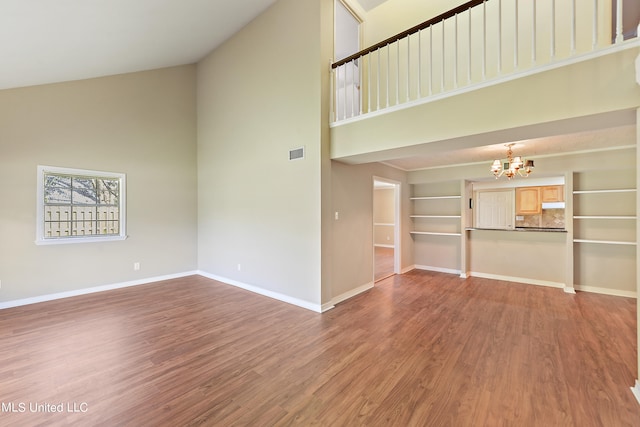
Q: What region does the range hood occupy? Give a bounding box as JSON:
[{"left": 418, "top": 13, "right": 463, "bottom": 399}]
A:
[{"left": 542, "top": 202, "right": 565, "bottom": 209}]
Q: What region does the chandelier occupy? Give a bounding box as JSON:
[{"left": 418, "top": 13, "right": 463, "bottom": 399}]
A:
[{"left": 490, "top": 143, "right": 534, "bottom": 179}]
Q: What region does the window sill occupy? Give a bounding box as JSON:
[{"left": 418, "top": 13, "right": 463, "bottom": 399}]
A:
[{"left": 35, "top": 235, "right": 128, "bottom": 246}]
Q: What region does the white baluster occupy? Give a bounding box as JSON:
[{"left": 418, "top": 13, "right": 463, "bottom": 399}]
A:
[
  {"left": 514, "top": 0, "right": 519, "bottom": 69},
  {"left": 386, "top": 44, "right": 390, "bottom": 107},
  {"left": 351, "top": 59, "right": 355, "bottom": 118},
  {"left": 396, "top": 42, "right": 400, "bottom": 105},
  {"left": 615, "top": 0, "right": 623, "bottom": 43},
  {"left": 367, "top": 52, "right": 371, "bottom": 114},
  {"left": 377, "top": 48, "right": 381, "bottom": 111},
  {"left": 592, "top": 0, "right": 598, "bottom": 50},
  {"left": 454, "top": 13, "right": 458, "bottom": 88},
  {"left": 441, "top": 20, "right": 445, "bottom": 91},
  {"left": 571, "top": 0, "right": 576, "bottom": 54},
  {"left": 407, "top": 35, "right": 411, "bottom": 101},
  {"left": 342, "top": 64, "right": 347, "bottom": 120},
  {"left": 359, "top": 58, "right": 363, "bottom": 115},
  {"left": 532, "top": 0, "right": 536, "bottom": 65},
  {"left": 482, "top": 0, "right": 487, "bottom": 79},
  {"left": 498, "top": 0, "right": 502, "bottom": 74},
  {"left": 429, "top": 25, "right": 434, "bottom": 95},
  {"left": 468, "top": 7, "right": 472, "bottom": 84},
  {"left": 551, "top": 0, "right": 556, "bottom": 59},
  {"left": 417, "top": 29, "right": 422, "bottom": 98}
]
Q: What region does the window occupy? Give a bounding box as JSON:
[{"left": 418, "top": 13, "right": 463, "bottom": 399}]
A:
[{"left": 36, "top": 166, "right": 126, "bottom": 245}]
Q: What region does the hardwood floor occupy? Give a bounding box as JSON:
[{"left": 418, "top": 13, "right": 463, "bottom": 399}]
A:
[
  {"left": 374, "top": 246, "right": 394, "bottom": 281},
  {"left": 0, "top": 272, "right": 639, "bottom": 426}
]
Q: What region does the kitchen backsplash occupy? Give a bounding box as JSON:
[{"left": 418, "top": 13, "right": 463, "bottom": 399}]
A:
[{"left": 515, "top": 208, "right": 565, "bottom": 229}]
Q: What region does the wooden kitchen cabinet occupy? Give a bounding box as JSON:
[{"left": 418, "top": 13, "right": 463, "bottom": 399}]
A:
[
  {"left": 541, "top": 185, "right": 564, "bottom": 202},
  {"left": 516, "top": 187, "right": 541, "bottom": 214}
]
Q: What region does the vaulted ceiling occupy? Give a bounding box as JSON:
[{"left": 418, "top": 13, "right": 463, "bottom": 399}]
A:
[{"left": 3, "top": 0, "right": 632, "bottom": 171}]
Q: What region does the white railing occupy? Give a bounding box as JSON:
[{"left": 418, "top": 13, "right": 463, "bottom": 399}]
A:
[{"left": 331, "top": 0, "right": 638, "bottom": 124}]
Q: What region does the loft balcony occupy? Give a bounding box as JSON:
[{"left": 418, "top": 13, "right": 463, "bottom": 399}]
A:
[{"left": 330, "top": 0, "right": 640, "bottom": 166}]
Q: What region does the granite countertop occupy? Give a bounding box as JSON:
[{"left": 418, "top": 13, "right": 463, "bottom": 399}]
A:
[{"left": 466, "top": 227, "right": 567, "bottom": 233}]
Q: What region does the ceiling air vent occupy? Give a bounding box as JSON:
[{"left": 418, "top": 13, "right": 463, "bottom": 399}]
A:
[{"left": 289, "top": 147, "right": 305, "bottom": 161}]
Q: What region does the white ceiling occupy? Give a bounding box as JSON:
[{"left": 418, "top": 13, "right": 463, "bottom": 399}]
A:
[
  {"left": 355, "top": 0, "right": 389, "bottom": 12},
  {"left": 383, "top": 125, "right": 637, "bottom": 171},
  {"left": 0, "top": 0, "right": 277, "bottom": 90}
]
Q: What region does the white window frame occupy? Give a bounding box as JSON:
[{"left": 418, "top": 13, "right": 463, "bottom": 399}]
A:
[{"left": 36, "top": 165, "right": 127, "bottom": 245}]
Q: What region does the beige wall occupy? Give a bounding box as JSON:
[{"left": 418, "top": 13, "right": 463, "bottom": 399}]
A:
[
  {"left": 197, "top": 0, "right": 330, "bottom": 308},
  {"left": 0, "top": 66, "right": 198, "bottom": 302},
  {"left": 331, "top": 160, "right": 412, "bottom": 299}
]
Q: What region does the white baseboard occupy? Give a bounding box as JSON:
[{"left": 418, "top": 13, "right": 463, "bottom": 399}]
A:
[
  {"left": 415, "top": 265, "right": 462, "bottom": 276},
  {"left": 632, "top": 380, "right": 640, "bottom": 405},
  {"left": 574, "top": 285, "right": 637, "bottom": 299},
  {"left": 197, "top": 271, "right": 324, "bottom": 313},
  {"left": 0, "top": 271, "right": 199, "bottom": 310},
  {"left": 469, "top": 272, "right": 565, "bottom": 289},
  {"left": 330, "top": 282, "right": 374, "bottom": 307},
  {"left": 401, "top": 265, "right": 416, "bottom": 274}
]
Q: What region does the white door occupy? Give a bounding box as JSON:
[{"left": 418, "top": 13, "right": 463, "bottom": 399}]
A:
[{"left": 475, "top": 190, "right": 515, "bottom": 230}]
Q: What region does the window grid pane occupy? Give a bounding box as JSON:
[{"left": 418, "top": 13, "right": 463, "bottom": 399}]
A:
[{"left": 43, "top": 173, "right": 120, "bottom": 239}]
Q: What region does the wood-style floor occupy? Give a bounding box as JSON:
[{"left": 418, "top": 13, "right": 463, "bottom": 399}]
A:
[
  {"left": 1, "top": 272, "right": 639, "bottom": 426},
  {"left": 374, "top": 246, "right": 394, "bottom": 281}
]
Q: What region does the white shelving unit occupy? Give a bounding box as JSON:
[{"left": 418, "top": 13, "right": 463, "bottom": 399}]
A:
[
  {"left": 409, "top": 195, "right": 462, "bottom": 237},
  {"left": 572, "top": 188, "right": 637, "bottom": 246}
]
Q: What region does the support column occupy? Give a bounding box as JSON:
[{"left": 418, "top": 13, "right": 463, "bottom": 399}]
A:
[
  {"left": 564, "top": 171, "right": 576, "bottom": 294},
  {"left": 633, "top": 107, "right": 640, "bottom": 404}
]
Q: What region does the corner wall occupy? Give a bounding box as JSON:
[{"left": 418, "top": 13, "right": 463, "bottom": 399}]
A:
[
  {"left": 197, "top": 0, "right": 327, "bottom": 309},
  {"left": 0, "top": 66, "right": 198, "bottom": 302}
]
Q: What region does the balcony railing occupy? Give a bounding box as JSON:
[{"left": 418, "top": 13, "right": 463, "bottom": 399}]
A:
[{"left": 330, "top": 0, "right": 639, "bottom": 124}]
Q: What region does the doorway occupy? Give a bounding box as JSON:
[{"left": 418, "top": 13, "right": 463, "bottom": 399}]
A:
[{"left": 373, "top": 178, "right": 400, "bottom": 281}]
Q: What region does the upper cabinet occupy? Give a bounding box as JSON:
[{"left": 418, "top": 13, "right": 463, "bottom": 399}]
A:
[
  {"left": 516, "top": 187, "right": 541, "bottom": 215},
  {"left": 541, "top": 185, "right": 564, "bottom": 202}
]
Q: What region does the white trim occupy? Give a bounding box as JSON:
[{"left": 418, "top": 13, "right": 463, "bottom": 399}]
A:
[
  {"left": 197, "top": 271, "right": 324, "bottom": 313},
  {"left": 331, "top": 39, "right": 640, "bottom": 127},
  {"left": 415, "top": 265, "right": 462, "bottom": 276},
  {"left": 374, "top": 244, "right": 395, "bottom": 248},
  {"left": 331, "top": 282, "right": 374, "bottom": 306},
  {"left": 574, "top": 285, "right": 637, "bottom": 299},
  {"left": 469, "top": 271, "right": 565, "bottom": 289},
  {"left": 36, "top": 165, "right": 127, "bottom": 245},
  {"left": 631, "top": 380, "right": 640, "bottom": 406},
  {"left": 402, "top": 265, "right": 416, "bottom": 274},
  {"left": 0, "top": 271, "right": 198, "bottom": 310}
]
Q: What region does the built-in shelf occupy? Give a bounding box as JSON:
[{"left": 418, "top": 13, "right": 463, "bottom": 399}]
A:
[
  {"left": 411, "top": 195, "right": 461, "bottom": 200},
  {"left": 573, "top": 186, "right": 637, "bottom": 247},
  {"left": 573, "top": 216, "right": 637, "bottom": 220},
  {"left": 410, "top": 215, "right": 461, "bottom": 219},
  {"left": 410, "top": 231, "right": 462, "bottom": 236},
  {"left": 410, "top": 190, "right": 463, "bottom": 238},
  {"left": 573, "top": 189, "right": 637, "bottom": 194},
  {"left": 573, "top": 239, "right": 637, "bottom": 246}
]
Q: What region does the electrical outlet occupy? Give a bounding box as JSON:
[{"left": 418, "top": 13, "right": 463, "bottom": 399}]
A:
[
  {"left": 237, "top": 264, "right": 242, "bottom": 272},
  {"left": 133, "top": 262, "right": 140, "bottom": 271}
]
